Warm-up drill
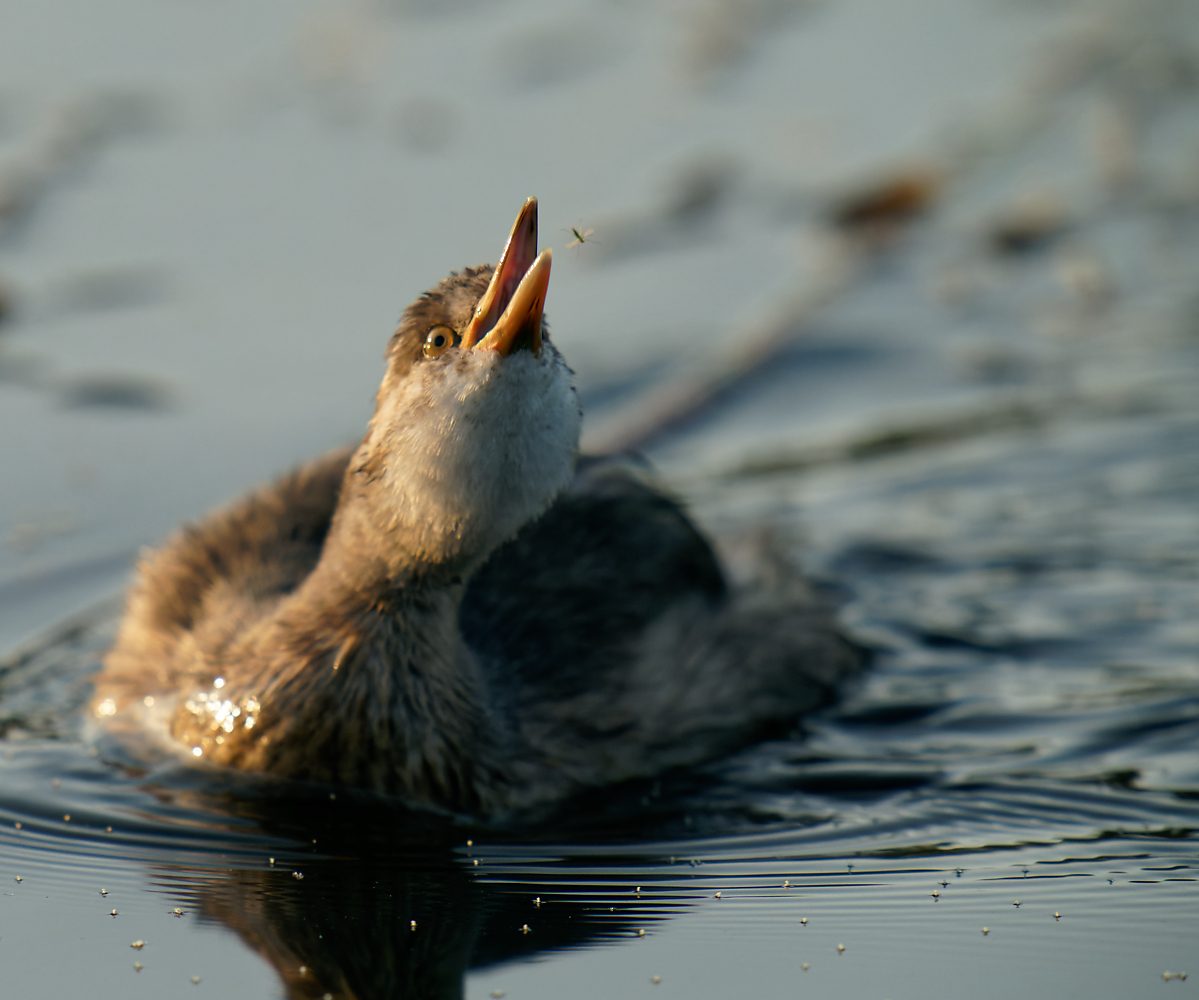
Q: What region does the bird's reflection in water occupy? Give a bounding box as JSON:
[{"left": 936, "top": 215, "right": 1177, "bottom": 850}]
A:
[{"left": 142, "top": 781, "right": 699, "bottom": 1000}]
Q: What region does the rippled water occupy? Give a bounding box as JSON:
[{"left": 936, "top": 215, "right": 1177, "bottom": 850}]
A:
[
  {"left": 3, "top": 350, "right": 1196, "bottom": 997},
  {"left": 3, "top": 0, "right": 1198, "bottom": 996}
]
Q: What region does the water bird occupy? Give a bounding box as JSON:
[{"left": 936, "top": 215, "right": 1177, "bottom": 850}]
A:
[{"left": 93, "top": 198, "right": 860, "bottom": 820}]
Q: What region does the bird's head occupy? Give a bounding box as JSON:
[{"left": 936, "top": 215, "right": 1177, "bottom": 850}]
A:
[{"left": 352, "top": 198, "right": 581, "bottom": 575}]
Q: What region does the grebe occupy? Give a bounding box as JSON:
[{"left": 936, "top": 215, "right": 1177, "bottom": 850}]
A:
[{"left": 93, "top": 198, "right": 860, "bottom": 818}]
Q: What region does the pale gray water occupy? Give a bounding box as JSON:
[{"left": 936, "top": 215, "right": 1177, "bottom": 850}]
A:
[{"left": 1, "top": 0, "right": 1197, "bottom": 997}]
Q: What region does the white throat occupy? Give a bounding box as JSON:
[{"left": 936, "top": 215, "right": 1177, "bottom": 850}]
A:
[{"left": 369, "top": 347, "right": 580, "bottom": 568}]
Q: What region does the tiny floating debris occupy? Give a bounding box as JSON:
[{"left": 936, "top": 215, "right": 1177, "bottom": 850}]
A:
[
  {"left": 636, "top": 928, "right": 646, "bottom": 939},
  {"left": 519, "top": 924, "right": 531, "bottom": 936},
  {"left": 409, "top": 920, "right": 417, "bottom": 932},
  {"left": 130, "top": 940, "right": 145, "bottom": 950},
  {"left": 713, "top": 891, "right": 721, "bottom": 899},
  {"left": 291, "top": 871, "right": 304, "bottom": 881},
  {"left": 984, "top": 191, "right": 1070, "bottom": 257},
  {"left": 1161, "top": 971, "right": 1188, "bottom": 983},
  {"left": 650, "top": 974, "right": 662, "bottom": 985},
  {"left": 981, "top": 927, "right": 990, "bottom": 936},
  {"left": 109, "top": 908, "right": 119, "bottom": 918},
  {"left": 170, "top": 906, "right": 185, "bottom": 918},
  {"left": 826, "top": 167, "right": 941, "bottom": 240},
  {"left": 1054, "top": 912, "right": 1062, "bottom": 921},
  {"left": 13, "top": 875, "right": 22, "bottom": 884},
  {"left": 800, "top": 917, "right": 809, "bottom": 926},
  {"left": 930, "top": 890, "right": 941, "bottom": 901},
  {"left": 836, "top": 943, "right": 846, "bottom": 955},
  {"left": 133, "top": 961, "right": 144, "bottom": 973},
  {"left": 190, "top": 975, "right": 202, "bottom": 985},
  {"left": 1013, "top": 900, "right": 1022, "bottom": 908}
]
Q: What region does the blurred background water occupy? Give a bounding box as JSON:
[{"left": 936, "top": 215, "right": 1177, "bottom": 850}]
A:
[{"left": 1, "top": 0, "right": 1197, "bottom": 997}]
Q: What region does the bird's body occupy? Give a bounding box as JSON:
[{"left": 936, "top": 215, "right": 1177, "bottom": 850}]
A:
[{"left": 93, "top": 200, "right": 860, "bottom": 819}]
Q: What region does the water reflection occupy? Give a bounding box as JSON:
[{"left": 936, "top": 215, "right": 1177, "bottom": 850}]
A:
[
  {"left": 154, "top": 812, "right": 513, "bottom": 1000},
  {"left": 19, "top": 765, "right": 696, "bottom": 1000}
]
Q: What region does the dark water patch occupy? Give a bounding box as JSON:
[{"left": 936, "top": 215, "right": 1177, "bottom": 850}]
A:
[
  {"left": 982, "top": 191, "right": 1074, "bottom": 257},
  {"left": 825, "top": 539, "right": 950, "bottom": 574},
  {"left": 56, "top": 373, "right": 176, "bottom": 411},
  {"left": 48, "top": 266, "right": 173, "bottom": 317},
  {"left": 0, "top": 274, "right": 14, "bottom": 326}
]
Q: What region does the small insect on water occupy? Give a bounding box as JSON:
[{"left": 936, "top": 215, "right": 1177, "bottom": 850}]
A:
[{"left": 565, "top": 226, "right": 595, "bottom": 249}]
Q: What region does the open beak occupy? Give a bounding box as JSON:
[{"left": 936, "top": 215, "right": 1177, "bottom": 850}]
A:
[{"left": 461, "top": 196, "right": 552, "bottom": 357}]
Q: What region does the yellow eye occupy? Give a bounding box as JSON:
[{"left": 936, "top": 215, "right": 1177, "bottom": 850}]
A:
[{"left": 422, "top": 325, "right": 457, "bottom": 359}]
